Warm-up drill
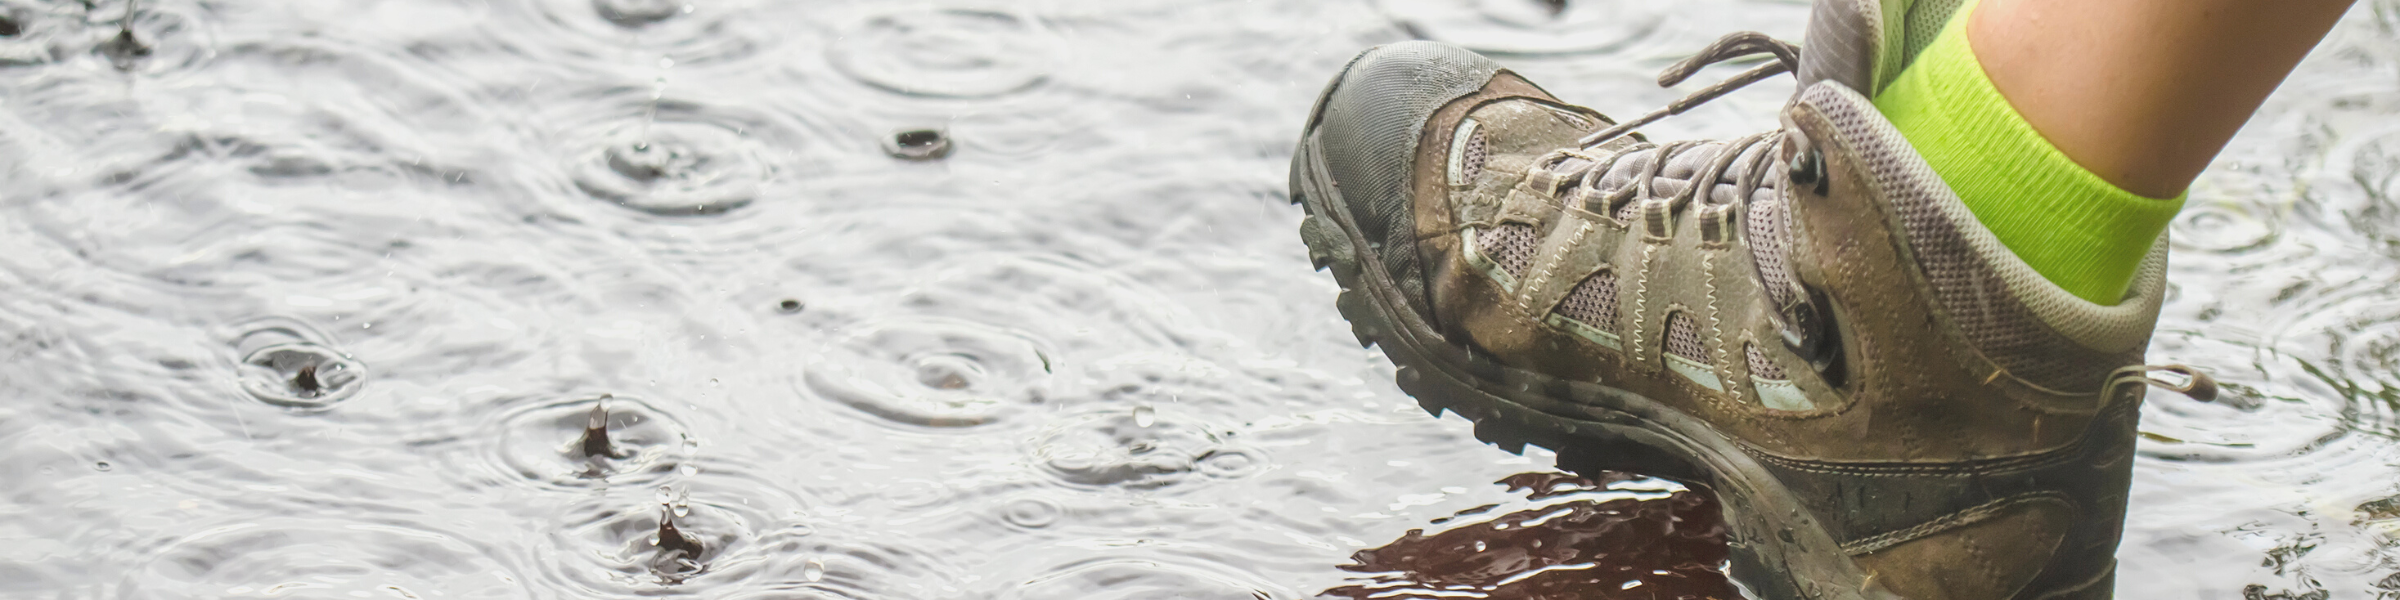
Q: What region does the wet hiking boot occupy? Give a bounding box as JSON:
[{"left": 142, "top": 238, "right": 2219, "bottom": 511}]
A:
[{"left": 1287, "top": 3, "right": 2214, "bottom": 598}]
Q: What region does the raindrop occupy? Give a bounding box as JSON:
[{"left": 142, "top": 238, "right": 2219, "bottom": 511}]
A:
[
  {"left": 572, "top": 120, "right": 767, "bottom": 217},
  {"left": 292, "top": 364, "right": 322, "bottom": 396},
  {"left": 94, "top": 461, "right": 112, "bottom": 472},
  {"left": 1197, "top": 449, "right": 1263, "bottom": 479},
  {"left": 1133, "top": 405, "right": 1156, "bottom": 428},
  {"left": 802, "top": 557, "right": 825, "bottom": 582},
  {"left": 595, "top": 0, "right": 682, "bottom": 28},
  {"left": 480, "top": 393, "right": 692, "bottom": 489},
  {"left": 1001, "top": 497, "right": 1062, "bottom": 528},
  {"left": 777, "top": 299, "right": 805, "bottom": 314},
  {"left": 653, "top": 505, "right": 705, "bottom": 562},
  {"left": 578, "top": 396, "right": 619, "bottom": 459},
  {"left": 237, "top": 334, "right": 368, "bottom": 410},
  {"left": 912, "top": 354, "right": 981, "bottom": 391},
  {"left": 884, "top": 128, "right": 953, "bottom": 161},
  {"left": 96, "top": 2, "right": 151, "bottom": 71},
  {"left": 802, "top": 319, "right": 1055, "bottom": 429}
]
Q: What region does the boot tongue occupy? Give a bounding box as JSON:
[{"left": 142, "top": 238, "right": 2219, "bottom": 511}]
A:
[
  {"left": 1797, "top": 0, "right": 1976, "bottom": 96},
  {"left": 1795, "top": 0, "right": 1901, "bottom": 95}
]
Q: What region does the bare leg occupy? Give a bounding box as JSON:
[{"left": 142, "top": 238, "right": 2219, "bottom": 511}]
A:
[{"left": 1969, "top": 0, "right": 2356, "bottom": 198}]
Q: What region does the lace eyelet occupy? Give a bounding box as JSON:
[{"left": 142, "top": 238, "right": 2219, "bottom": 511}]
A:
[{"left": 1787, "top": 148, "right": 1827, "bottom": 196}]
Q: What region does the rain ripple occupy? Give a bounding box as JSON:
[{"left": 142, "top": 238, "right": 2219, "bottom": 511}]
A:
[
  {"left": 1374, "top": 0, "right": 1665, "bottom": 56},
  {"left": 232, "top": 318, "right": 368, "bottom": 410},
  {"left": 800, "top": 318, "right": 1060, "bottom": 430},
  {"left": 116, "top": 518, "right": 530, "bottom": 600},
  {"left": 827, "top": 7, "right": 1063, "bottom": 99}
]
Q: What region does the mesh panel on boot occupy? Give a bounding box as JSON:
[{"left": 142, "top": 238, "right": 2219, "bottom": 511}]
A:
[
  {"left": 1460, "top": 130, "right": 1489, "bottom": 183},
  {"left": 1553, "top": 270, "right": 1619, "bottom": 329},
  {"left": 1799, "top": 85, "right": 2154, "bottom": 392},
  {"left": 1903, "top": 0, "right": 1969, "bottom": 65},
  {"left": 1664, "top": 312, "right": 1707, "bottom": 363},
  {"left": 1747, "top": 197, "right": 1798, "bottom": 309},
  {"left": 1478, "top": 223, "right": 1540, "bottom": 279},
  {"left": 1746, "top": 342, "right": 1786, "bottom": 380}
]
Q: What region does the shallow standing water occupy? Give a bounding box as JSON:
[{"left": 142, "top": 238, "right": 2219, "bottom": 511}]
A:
[{"left": 1, "top": 0, "right": 2398, "bottom": 597}]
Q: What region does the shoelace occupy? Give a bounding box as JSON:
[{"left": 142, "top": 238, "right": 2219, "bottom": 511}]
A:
[
  {"left": 1578, "top": 31, "right": 1801, "bottom": 149},
  {"left": 1506, "top": 31, "right": 1827, "bottom": 370},
  {"left": 1537, "top": 31, "right": 2224, "bottom": 402},
  {"left": 1521, "top": 32, "right": 1803, "bottom": 238}
]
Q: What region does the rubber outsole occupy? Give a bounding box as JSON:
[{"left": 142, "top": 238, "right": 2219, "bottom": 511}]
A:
[{"left": 1286, "top": 86, "right": 1903, "bottom": 599}]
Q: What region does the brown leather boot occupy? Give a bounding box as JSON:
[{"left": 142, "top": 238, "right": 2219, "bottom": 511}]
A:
[{"left": 1288, "top": 4, "right": 2213, "bottom": 597}]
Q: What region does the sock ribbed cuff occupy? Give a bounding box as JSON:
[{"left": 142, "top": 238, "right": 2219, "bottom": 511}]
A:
[{"left": 1871, "top": 0, "right": 2185, "bottom": 305}]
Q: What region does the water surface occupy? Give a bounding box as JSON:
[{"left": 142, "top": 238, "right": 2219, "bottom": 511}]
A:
[{"left": 1, "top": 0, "right": 2397, "bottom": 597}]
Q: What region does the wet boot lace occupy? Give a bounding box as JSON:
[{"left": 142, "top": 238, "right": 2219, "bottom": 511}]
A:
[
  {"left": 1518, "top": 31, "right": 1823, "bottom": 362},
  {"left": 1528, "top": 31, "right": 2218, "bottom": 401},
  {"left": 1523, "top": 31, "right": 1802, "bottom": 239}
]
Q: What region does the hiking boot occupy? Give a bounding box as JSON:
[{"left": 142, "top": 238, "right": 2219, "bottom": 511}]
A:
[{"left": 1287, "top": 3, "right": 2212, "bottom": 598}]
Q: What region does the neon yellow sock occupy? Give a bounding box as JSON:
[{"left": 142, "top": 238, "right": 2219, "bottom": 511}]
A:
[{"left": 1872, "top": 0, "right": 2185, "bottom": 305}]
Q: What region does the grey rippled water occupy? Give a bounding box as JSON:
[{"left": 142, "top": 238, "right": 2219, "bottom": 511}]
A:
[{"left": 0, "top": 0, "right": 2396, "bottom": 598}]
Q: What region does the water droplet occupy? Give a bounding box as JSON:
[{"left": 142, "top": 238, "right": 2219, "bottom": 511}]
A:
[
  {"left": 802, "top": 320, "right": 1056, "bottom": 429},
  {"left": 1002, "top": 497, "right": 1062, "bottom": 528},
  {"left": 802, "top": 557, "right": 825, "bottom": 582},
  {"left": 572, "top": 117, "right": 768, "bottom": 217},
  {"left": 235, "top": 321, "right": 369, "bottom": 410},
  {"left": 777, "top": 299, "right": 805, "bottom": 314},
  {"left": 1133, "top": 405, "right": 1156, "bottom": 427},
  {"left": 93, "top": 461, "right": 112, "bottom": 471},
  {"left": 1473, "top": 540, "right": 1486, "bottom": 552},
  {"left": 578, "top": 396, "right": 617, "bottom": 459},
  {"left": 884, "top": 128, "right": 953, "bottom": 160},
  {"left": 653, "top": 505, "right": 704, "bottom": 557},
  {"left": 594, "top": 0, "right": 682, "bottom": 28},
  {"left": 98, "top": 24, "right": 151, "bottom": 71}
]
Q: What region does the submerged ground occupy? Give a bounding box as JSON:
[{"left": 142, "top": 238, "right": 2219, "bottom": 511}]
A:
[{"left": 1, "top": 0, "right": 2397, "bottom": 597}]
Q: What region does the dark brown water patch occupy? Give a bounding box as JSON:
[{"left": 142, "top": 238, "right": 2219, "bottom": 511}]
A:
[{"left": 1326, "top": 472, "right": 1736, "bottom": 600}]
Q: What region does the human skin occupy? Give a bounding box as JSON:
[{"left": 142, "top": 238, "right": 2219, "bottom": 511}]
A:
[{"left": 1968, "top": 0, "right": 2357, "bottom": 199}]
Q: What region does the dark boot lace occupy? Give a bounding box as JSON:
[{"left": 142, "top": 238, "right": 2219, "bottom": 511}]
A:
[
  {"left": 1515, "top": 31, "right": 1835, "bottom": 370},
  {"left": 1517, "top": 31, "right": 2215, "bottom": 400}
]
